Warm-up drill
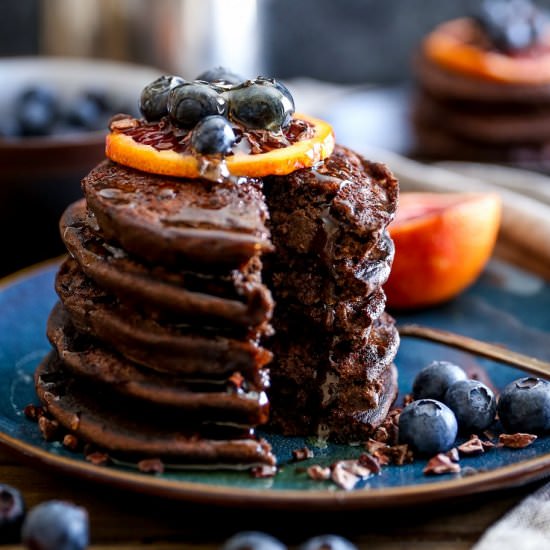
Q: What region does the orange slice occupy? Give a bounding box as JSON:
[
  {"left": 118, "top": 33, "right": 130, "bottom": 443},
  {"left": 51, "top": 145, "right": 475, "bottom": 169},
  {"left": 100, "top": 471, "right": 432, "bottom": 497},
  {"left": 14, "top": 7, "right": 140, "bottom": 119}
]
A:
[
  {"left": 105, "top": 113, "right": 335, "bottom": 179},
  {"left": 424, "top": 18, "right": 550, "bottom": 84},
  {"left": 384, "top": 192, "right": 502, "bottom": 310}
]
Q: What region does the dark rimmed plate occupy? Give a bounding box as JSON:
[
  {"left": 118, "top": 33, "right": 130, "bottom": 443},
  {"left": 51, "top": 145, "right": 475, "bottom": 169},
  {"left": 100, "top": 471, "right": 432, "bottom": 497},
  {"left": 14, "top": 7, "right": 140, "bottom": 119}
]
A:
[{"left": 0, "top": 259, "right": 549, "bottom": 510}]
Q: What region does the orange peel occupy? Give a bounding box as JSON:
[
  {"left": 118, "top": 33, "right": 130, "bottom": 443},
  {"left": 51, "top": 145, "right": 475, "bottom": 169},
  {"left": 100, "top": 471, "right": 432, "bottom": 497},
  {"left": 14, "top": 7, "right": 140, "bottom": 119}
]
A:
[
  {"left": 105, "top": 113, "right": 335, "bottom": 179},
  {"left": 424, "top": 18, "right": 550, "bottom": 85}
]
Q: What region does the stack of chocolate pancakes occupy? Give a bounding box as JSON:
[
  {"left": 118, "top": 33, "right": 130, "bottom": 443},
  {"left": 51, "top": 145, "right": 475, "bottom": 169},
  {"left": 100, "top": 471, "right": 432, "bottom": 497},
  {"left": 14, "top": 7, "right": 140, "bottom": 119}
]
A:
[{"left": 37, "top": 145, "right": 399, "bottom": 468}]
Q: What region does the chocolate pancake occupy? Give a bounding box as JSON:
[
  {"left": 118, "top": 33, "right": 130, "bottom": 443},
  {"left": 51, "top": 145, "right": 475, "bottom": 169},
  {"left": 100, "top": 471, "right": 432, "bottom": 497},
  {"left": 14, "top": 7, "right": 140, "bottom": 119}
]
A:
[
  {"left": 317, "top": 363, "right": 399, "bottom": 443},
  {"left": 264, "top": 145, "right": 398, "bottom": 264},
  {"left": 82, "top": 160, "right": 273, "bottom": 269},
  {"left": 61, "top": 200, "right": 273, "bottom": 332},
  {"left": 415, "top": 52, "right": 550, "bottom": 104},
  {"left": 47, "top": 304, "right": 269, "bottom": 425},
  {"left": 55, "top": 259, "right": 271, "bottom": 377},
  {"left": 36, "top": 354, "right": 275, "bottom": 467},
  {"left": 267, "top": 231, "right": 394, "bottom": 306},
  {"left": 414, "top": 91, "right": 550, "bottom": 145}
]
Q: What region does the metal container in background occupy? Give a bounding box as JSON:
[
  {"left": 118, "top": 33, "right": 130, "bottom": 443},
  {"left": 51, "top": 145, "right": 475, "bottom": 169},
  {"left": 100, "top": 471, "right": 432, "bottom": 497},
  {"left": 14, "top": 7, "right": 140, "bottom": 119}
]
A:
[{"left": 40, "top": 0, "right": 263, "bottom": 79}]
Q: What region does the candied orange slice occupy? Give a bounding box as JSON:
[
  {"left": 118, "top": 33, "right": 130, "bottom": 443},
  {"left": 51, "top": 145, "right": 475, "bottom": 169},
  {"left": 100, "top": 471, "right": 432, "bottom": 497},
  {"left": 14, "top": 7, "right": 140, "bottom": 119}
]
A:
[
  {"left": 105, "top": 113, "right": 335, "bottom": 179},
  {"left": 424, "top": 18, "right": 550, "bottom": 84}
]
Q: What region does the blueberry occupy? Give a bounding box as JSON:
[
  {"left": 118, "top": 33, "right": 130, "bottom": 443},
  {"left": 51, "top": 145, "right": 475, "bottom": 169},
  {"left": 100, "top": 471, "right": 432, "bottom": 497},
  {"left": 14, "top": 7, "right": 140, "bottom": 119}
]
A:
[
  {"left": 195, "top": 66, "right": 244, "bottom": 86},
  {"left": 0, "top": 484, "right": 25, "bottom": 542},
  {"left": 21, "top": 500, "right": 89, "bottom": 550},
  {"left": 191, "top": 115, "right": 236, "bottom": 155},
  {"left": 474, "top": 0, "right": 547, "bottom": 53},
  {"left": 168, "top": 82, "right": 227, "bottom": 129},
  {"left": 65, "top": 96, "right": 104, "bottom": 131},
  {"left": 498, "top": 377, "right": 550, "bottom": 433},
  {"left": 221, "top": 531, "right": 287, "bottom": 550},
  {"left": 412, "top": 360, "right": 467, "bottom": 401},
  {"left": 139, "top": 75, "right": 185, "bottom": 121},
  {"left": 226, "top": 77, "right": 295, "bottom": 131},
  {"left": 444, "top": 379, "right": 497, "bottom": 433},
  {"left": 299, "top": 535, "right": 358, "bottom": 550},
  {"left": 16, "top": 86, "right": 59, "bottom": 136},
  {"left": 399, "top": 399, "right": 458, "bottom": 455}
]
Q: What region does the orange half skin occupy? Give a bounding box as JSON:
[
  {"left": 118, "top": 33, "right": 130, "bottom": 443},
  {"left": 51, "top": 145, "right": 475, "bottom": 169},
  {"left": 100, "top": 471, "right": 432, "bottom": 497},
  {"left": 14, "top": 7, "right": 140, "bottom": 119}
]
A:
[
  {"left": 385, "top": 192, "right": 502, "bottom": 310},
  {"left": 424, "top": 18, "right": 550, "bottom": 84},
  {"left": 105, "top": 113, "right": 335, "bottom": 179}
]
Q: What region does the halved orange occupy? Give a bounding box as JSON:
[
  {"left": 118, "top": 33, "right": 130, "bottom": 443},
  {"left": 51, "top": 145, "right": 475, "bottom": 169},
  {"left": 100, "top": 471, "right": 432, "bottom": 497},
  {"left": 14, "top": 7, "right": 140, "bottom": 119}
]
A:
[
  {"left": 384, "top": 192, "right": 502, "bottom": 310},
  {"left": 105, "top": 113, "right": 335, "bottom": 179},
  {"left": 424, "top": 18, "right": 550, "bottom": 84}
]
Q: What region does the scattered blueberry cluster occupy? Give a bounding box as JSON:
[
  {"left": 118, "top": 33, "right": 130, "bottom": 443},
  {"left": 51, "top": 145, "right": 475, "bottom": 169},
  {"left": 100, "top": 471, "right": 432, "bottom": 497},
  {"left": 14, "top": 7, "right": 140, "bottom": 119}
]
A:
[
  {"left": 399, "top": 360, "right": 550, "bottom": 455},
  {"left": 221, "top": 531, "right": 357, "bottom": 550},
  {"left": 0, "top": 86, "right": 134, "bottom": 139},
  {"left": 473, "top": 0, "right": 547, "bottom": 53},
  {"left": 0, "top": 486, "right": 88, "bottom": 549},
  {"left": 139, "top": 66, "right": 295, "bottom": 155}
]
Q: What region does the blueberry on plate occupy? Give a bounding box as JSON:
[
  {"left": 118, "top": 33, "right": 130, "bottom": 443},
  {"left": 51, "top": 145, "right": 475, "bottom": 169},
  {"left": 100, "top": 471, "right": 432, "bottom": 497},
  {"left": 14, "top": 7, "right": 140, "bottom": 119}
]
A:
[
  {"left": 16, "top": 85, "right": 59, "bottom": 137},
  {"left": 412, "top": 360, "right": 467, "bottom": 401},
  {"left": 0, "top": 483, "right": 26, "bottom": 542},
  {"left": 195, "top": 66, "right": 244, "bottom": 86},
  {"left": 221, "top": 531, "right": 287, "bottom": 550},
  {"left": 191, "top": 115, "right": 236, "bottom": 155},
  {"left": 21, "top": 500, "right": 89, "bottom": 550},
  {"left": 168, "top": 82, "right": 227, "bottom": 128},
  {"left": 498, "top": 377, "right": 550, "bottom": 433},
  {"left": 399, "top": 399, "right": 458, "bottom": 455},
  {"left": 226, "top": 77, "right": 295, "bottom": 131},
  {"left": 139, "top": 75, "right": 185, "bottom": 121},
  {"left": 444, "top": 379, "right": 497, "bottom": 433},
  {"left": 65, "top": 95, "right": 104, "bottom": 131},
  {"left": 299, "top": 534, "right": 358, "bottom": 550}
]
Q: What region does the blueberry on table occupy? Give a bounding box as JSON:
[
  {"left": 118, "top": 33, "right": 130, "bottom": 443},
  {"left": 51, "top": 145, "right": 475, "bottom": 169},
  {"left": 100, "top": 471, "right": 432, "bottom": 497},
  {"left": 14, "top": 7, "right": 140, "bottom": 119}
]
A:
[
  {"left": 191, "top": 115, "right": 236, "bottom": 155},
  {"left": 226, "top": 78, "right": 295, "bottom": 131},
  {"left": 412, "top": 360, "right": 467, "bottom": 401},
  {"left": 66, "top": 96, "right": 104, "bottom": 131},
  {"left": 21, "top": 500, "right": 89, "bottom": 550},
  {"left": 168, "top": 82, "right": 227, "bottom": 129},
  {"left": 498, "top": 377, "right": 550, "bottom": 434},
  {"left": 16, "top": 86, "right": 59, "bottom": 136},
  {"left": 0, "top": 483, "right": 25, "bottom": 542},
  {"left": 299, "top": 534, "right": 358, "bottom": 550},
  {"left": 399, "top": 399, "right": 458, "bottom": 456},
  {"left": 196, "top": 66, "right": 244, "bottom": 86},
  {"left": 221, "top": 531, "right": 287, "bottom": 550},
  {"left": 139, "top": 75, "right": 185, "bottom": 121},
  {"left": 444, "top": 379, "right": 497, "bottom": 433}
]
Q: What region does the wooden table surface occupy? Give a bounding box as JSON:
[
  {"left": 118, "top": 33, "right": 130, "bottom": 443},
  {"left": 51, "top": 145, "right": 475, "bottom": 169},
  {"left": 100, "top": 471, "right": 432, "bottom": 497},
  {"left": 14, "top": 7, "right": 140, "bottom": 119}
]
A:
[{"left": 1, "top": 445, "right": 548, "bottom": 549}]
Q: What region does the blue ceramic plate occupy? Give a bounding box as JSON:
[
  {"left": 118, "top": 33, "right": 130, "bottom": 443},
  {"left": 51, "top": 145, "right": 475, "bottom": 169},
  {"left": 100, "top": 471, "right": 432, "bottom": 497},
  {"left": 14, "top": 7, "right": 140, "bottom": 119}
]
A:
[{"left": 1, "top": 259, "right": 549, "bottom": 509}]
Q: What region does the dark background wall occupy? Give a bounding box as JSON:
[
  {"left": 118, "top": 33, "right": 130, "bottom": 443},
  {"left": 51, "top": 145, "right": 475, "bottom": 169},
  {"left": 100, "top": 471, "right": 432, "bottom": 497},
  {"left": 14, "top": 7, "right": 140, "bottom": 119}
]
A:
[{"left": 4, "top": 0, "right": 550, "bottom": 84}]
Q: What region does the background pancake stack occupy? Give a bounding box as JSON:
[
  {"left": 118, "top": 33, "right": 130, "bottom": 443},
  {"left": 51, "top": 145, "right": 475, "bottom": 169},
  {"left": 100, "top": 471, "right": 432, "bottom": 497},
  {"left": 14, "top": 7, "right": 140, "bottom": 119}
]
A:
[
  {"left": 37, "top": 160, "right": 277, "bottom": 469},
  {"left": 264, "top": 146, "right": 400, "bottom": 443},
  {"left": 411, "top": 5, "right": 550, "bottom": 169}
]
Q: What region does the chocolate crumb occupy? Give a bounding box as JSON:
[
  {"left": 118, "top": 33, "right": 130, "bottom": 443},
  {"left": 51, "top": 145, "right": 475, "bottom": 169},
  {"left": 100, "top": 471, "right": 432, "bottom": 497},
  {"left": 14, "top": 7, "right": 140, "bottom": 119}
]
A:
[
  {"left": 389, "top": 444, "right": 414, "bottom": 466},
  {"left": 292, "top": 447, "right": 314, "bottom": 461},
  {"left": 137, "top": 458, "right": 165, "bottom": 474},
  {"left": 331, "top": 462, "right": 360, "bottom": 490},
  {"left": 336, "top": 459, "right": 372, "bottom": 479},
  {"left": 23, "top": 404, "right": 44, "bottom": 422},
  {"left": 423, "top": 454, "right": 461, "bottom": 475},
  {"left": 109, "top": 116, "right": 140, "bottom": 131},
  {"left": 251, "top": 465, "right": 277, "bottom": 478},
  {"left": 62, "top": 434, "right": 79, "bottom": 451},
  {"left": 69, "top": 413, "right": 80, "bottom": 431},
  {"left": 85, "top": 451, "right": 110, "bottom": 466},
  {"left": 458, "top": 436, "right": 485, "bottom": 456},
  {"left": 499, "top": 433, "right": 537, "bottom": 449},
  {"left": 358, "top": 453, "right": 381, "bottom": 474},
  {"left": 365, "top": 438, "right": 388, "bottom": 455},
  {"left": 306, "top": 465, "right": 331, "bottom": 481},
  {"left": 445, "top": 448, "right": 460, "bottom": 463},
  {"left": 38, "top": 416, "right": 60, "bottom": 441}
]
